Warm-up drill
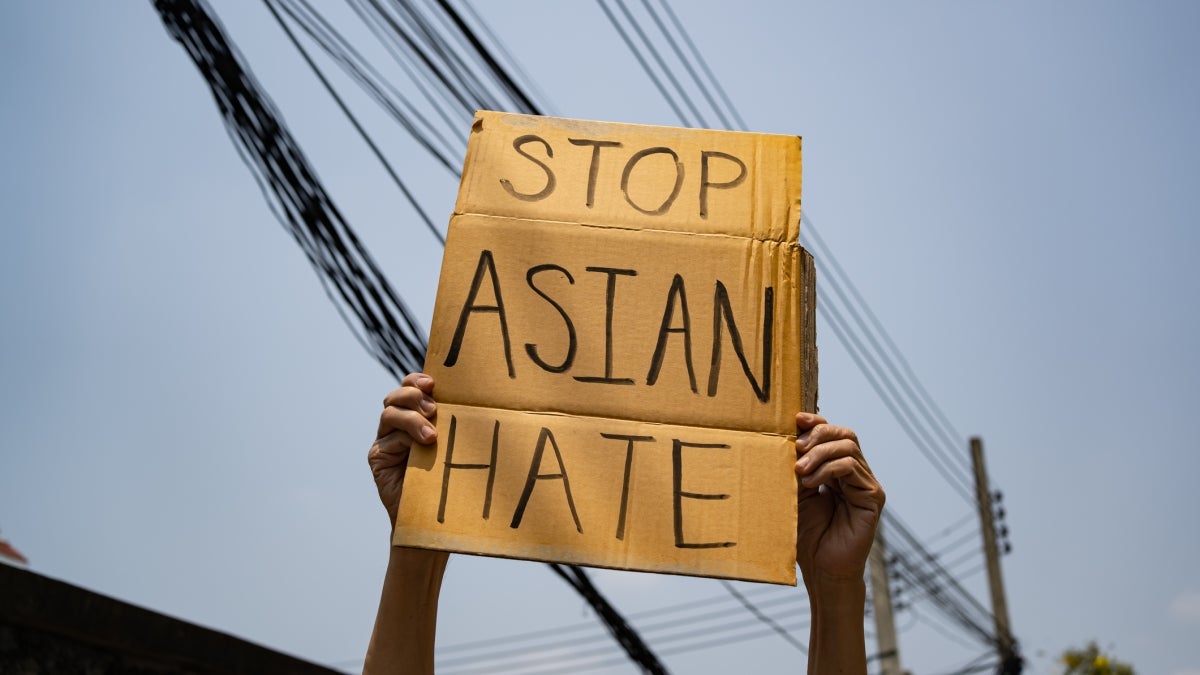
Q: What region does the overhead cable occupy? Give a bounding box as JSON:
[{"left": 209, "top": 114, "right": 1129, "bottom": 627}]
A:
[
  {"left": 153, "top": 1, "right": 667, "bottom": 672},
  {"left": 154, "top": 0, "right": 429, "bottom": 378},
  {"left": 600, "top": 5, "right": 1018, "bottom": 656}
]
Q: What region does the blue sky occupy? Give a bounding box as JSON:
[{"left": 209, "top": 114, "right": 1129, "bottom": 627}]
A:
[{"left": 2, "top": 2, "right": 1198, "bottom": 674}]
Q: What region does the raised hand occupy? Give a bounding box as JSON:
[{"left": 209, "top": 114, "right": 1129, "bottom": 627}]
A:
[
  {"left": 793, "top": 412, "right": 885, "bottom": 586},
  {"left": 369, "top": 373, "right": 437, "bottom": 527}
]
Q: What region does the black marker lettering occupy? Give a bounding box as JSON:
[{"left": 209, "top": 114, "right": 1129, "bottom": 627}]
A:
[
  {"left": 574, "top": 266, "right": 637, "bottom": 385},
  {"left": 568, "top": 138, "right": 622, "bottom": 208},
  {"left": 444, "top": 249, "right": 515, "bottom": 378},
  {"left": 707, "top": 282, "right": 773, "bottom": 402},
  {"left": 699, "top": 150, "right": 747, "bottom": 218},
  {"left": 646, "top": 273, "right": 697, "bottom": 392},
  {"left": 621, "top": 146, "right": 684, "bottom": 216},
  {"left": 500, "top": 134, "right": 556, "bottom": 201},
  {"left": 672, "top": 439, "right": 735, "bottom": 549},
  {"left": 437, "top": 416, "right": 500, "bottom": 523},
  {"left": 599, "top": 433, "right": 656, "bottom": 540},
  {"left": 524, "top": 264, "right": 577, "bottom": 373},
  {"left": 510, "top": 427, "right": 583, "bottom": 533}
]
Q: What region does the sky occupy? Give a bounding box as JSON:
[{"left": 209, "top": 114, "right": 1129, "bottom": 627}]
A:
[{"left": 2, "top": 2, "right": 1199, "bottom": 674}]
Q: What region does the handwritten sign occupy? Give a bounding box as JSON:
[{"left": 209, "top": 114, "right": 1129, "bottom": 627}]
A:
[{"left": 394, "top": 112, "right": 815, "bottom": 585}]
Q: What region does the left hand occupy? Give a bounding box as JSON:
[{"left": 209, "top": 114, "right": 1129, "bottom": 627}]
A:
[{"left": 793, "top": 413, "right": 885, "bottom": 586}]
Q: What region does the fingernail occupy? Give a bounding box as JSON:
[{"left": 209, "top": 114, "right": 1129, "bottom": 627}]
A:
[
  {"left": 420, "top": 398, "right": 436, "bottom": 414},
  {"left": 419, "top": 425, "right": 436, "bottom": 442},
  {"left": 796, "top": 457, "right": 810, "bottom": 472},
  {"left": 415, "top": 374, "right": 432, "bottom": 387}
]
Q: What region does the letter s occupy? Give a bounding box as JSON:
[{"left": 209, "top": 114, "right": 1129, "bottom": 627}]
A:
[{"left": 500, "top": 134, "right": 556, "bottom": 202}]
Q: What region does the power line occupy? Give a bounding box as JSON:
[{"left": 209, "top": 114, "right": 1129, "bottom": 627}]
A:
[
  {"left": 444, "top": 619, "right": 814, "bottom": 675},
  {"left": 436, "top": 583, "right": 787, "bottom": 655},
  {"left": 927, "top": 512, "right": 978, "bottom": 544},
  {"left": 635, "top": 0, "right": 736, "bottom": 130},
  {"left": 652, "top": 0, "right": 746, "bottom": 129},
  {"left": 934, "top": 650, "right": 1001, "bottom": 675},
  {"left": 609, "top": 0, "right": 707, "bottom": 125},
  {"left": 448, "top": 0, "right": 557, "bottom": 115},
  {"left": 603, "top": 0, "right": 997, "bottom": 510},
  {"left": 154, "top": 0, "right": 430, "bottom": 379},
  {"left": 938, "top": 542, "right": 984, "bottom": 573},
  {"left": 154, "top": 2, "right": 668, "bottom": 672},
  {"left": 546, "top": 564, "right": 666, "bottom": 674},
  {"left": 440, "top": 608, "right": 809, "bottom": 675},
  {"left": 803, "top": 218, "right": 975, "bottom": 480},
  {"left": 594, "top": 0, "right": 693, "bottom": 126},
  {"left": 437, "top": 589, "right": 803, "bottom": 669},
  {"left": 599, "top": 5, "right": 1017, "bottom": 659},
  {"left": 265, "top": 0, "right": 447, "bottom": 244},
  {"left": 719, "top": 580, "right": 807, "bottom": 653},
  {"left": 884, "top": 512, "right": 997, "bottom": 647},
  {"left": 161, "top": 0, "right": 1012, "bottom": 668},
  {"left": 930, "top": 524, "right": 983, "bottom": 561},
  {"left": 323, "top": 585, "right": 804, "bottom": 672},
  {"left": 344, "top": 0, "right": 472, "bottom": 143},
  {"left": 818, "top": 290, "right": 978, "bottom": 503}
]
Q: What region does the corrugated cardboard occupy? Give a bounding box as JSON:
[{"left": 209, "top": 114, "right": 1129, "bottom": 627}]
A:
[{"left": 394, "top": 111, "right": 814, "bottom": 585}]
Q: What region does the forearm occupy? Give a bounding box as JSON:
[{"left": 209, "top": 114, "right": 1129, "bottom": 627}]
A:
[
  {"left": 806, "top": 574, "right": 868, "bottom": 675},
  {"left": 363, "top": 546, "right": 449, "bottom": 675}
]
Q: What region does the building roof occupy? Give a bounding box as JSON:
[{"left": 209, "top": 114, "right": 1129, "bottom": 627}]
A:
[{"left": 0, "top": 533, "right": 29, "bottom": 567}]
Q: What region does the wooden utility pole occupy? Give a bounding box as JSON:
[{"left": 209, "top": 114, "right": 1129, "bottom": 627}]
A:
[
  {"left": 970, "top": 436, "right": 1019, "bottom": 673},
  {"left": 868, "top": 523, "right": 902, "bottom": 675}
]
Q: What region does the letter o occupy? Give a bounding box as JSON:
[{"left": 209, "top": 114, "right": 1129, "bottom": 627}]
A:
[{"left": 620, "top": 147, "right": 683, "bottom": 216}]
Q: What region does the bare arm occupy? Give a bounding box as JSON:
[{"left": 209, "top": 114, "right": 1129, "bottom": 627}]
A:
[
  {"left": 359, "top": 378, "right": 883, "bottom": 673},
  {"left": 363, "top": 373, "right": 447, "bottom": 675},
  {"left": 363, "top": 546, "right": 447, "bottom": 674},
  {"left": 793, "top": 412, "right": 886, "bottom": 674}
]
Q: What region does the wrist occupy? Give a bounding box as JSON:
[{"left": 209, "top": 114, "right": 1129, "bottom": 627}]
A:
[
  {"left": 805, "top": 573, "right": 869, "bottom": 674},
  {"left": 389, "top": 545, "right": 450, "bottom": 578},
  {"left": 364, "top": 546, "right": 448, "bottom": 675},
  {"left": 805, "top": 571, "right": 867, "bottom": 614}
]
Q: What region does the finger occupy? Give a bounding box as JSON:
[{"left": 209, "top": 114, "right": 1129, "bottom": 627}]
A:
[
  {"left": 382, "top": 384, "right": 437, "bottom": 419},
  {"left": 799, "top": 455, "right": 885, "bottom": 510},
  {"left": 401, "top": 372, "right": 435, "bottom": 394},
  {"left": 796, "top": 422, "right": 858, "bottom": 454},
  {"left": 377, "top": 406, "right": 436, "bottom": 443},
  {"left": 840, "top": 464, "right": 886, "bottom": 514},
  {"left": 796, "top": 479, "right": 824, "bottom": 506},
  {"left": 795, "top": 411, "right": 827, "bottom": 434},
  {"left": 372, "top": 428, "right": 415, "bottom": 457},
  {"left": 794, "top": 437, "right": 863, "bottom": 478}
]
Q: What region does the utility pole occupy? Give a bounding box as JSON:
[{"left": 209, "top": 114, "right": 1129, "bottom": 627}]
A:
[
  {"left": 970, "top": 436, "right": 1020, "bottom": 673},
  {"left": 868, "top": 522, "right": 902, "bottom": 675}
]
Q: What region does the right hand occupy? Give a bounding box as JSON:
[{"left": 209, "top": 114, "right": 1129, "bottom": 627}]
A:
[
  {"left": 368, "top": 372, "right": 438, "bottom": 528},
  {"left": 793, "top": 412, "right": 885, "bottom": 587}
]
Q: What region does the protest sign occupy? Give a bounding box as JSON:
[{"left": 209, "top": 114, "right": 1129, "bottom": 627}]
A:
[{"left": 394, "top": 111, "right": 814, "bottom": 584}]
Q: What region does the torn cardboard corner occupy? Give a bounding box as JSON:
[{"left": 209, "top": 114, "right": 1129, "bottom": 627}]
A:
[{"left": 395, "top": 111, "right": 815, "bottom": 585}]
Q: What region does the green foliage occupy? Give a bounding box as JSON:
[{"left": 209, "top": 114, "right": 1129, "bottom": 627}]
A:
[{"left": 1061, "top": 642, "right": 1134, "bottom": 675}]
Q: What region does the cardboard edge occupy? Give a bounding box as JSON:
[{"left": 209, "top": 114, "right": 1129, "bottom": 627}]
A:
[
  {"left": 800, "top": 246, "right": 818, "bottom": 413},
  {"left": 446, "top": 211, "right": 805, "bottom": 247},
  {"left": 394, "top": 530, "right": 798, "bottom": 587}
]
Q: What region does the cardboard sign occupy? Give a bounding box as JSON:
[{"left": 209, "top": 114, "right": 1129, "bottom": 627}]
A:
[{"left": 394, "top": 111, "right": 815, "bottom": 585}]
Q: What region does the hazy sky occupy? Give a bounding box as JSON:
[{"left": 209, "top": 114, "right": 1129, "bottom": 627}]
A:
[{"left": 2, "top": 2, "right": 1198, "bottom": 674}]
